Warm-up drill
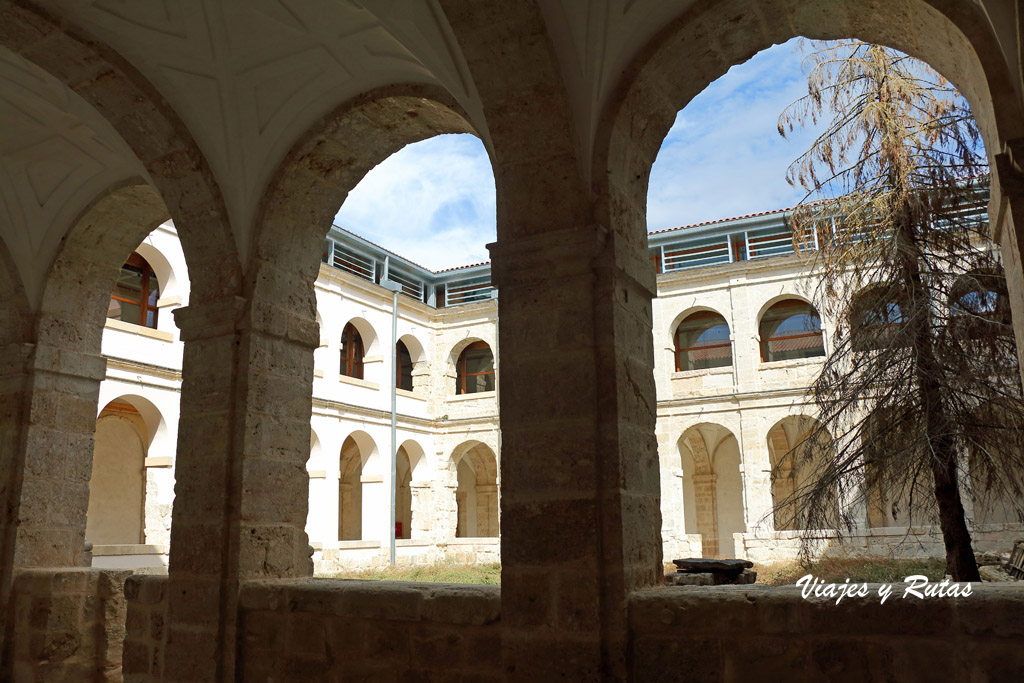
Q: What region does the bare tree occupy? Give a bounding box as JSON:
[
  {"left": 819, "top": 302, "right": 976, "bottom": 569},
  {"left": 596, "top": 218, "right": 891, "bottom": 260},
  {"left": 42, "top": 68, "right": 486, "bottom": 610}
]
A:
[{"left": 774, "top": 40, "right": 1024, "bottom": 581}]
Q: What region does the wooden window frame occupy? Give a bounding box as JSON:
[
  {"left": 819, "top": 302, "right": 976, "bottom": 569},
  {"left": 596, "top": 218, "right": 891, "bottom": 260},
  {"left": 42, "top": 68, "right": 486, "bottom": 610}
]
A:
[
  {"left": 109, "top": 252, "right": 160, "bottom": 329},
  {"left": 759, "top": 300, "right": 825, "bottom": 362},
  {"left": 456, "top": 341, "right": 494, "bottom": 395},
  {"left": 674, "top": 311, "right": 732, "bottom": 372},
  {"left": 396, "top": 340, "right": 413, "bottom": 391},
  {"left": 340, "top": 323, "right": 364, "bottom": 379}
]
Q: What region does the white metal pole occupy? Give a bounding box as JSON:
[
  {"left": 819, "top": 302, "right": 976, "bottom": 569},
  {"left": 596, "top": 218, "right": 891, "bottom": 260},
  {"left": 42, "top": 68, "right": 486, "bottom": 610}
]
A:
[
  {"left": 380, "top": 261, "right": 402, "bottom": 568},
  {"left": 389, "top": 286, "right": 398, "bottom": 566}
]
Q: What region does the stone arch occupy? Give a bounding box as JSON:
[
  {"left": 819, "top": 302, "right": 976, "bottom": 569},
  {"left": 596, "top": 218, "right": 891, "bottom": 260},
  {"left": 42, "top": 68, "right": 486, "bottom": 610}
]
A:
[
  {"left": 133, "top": 240, "right": 178, "bottom": 302},
  {"left": 449, "top": 338, "right": 496, "bottom": 395},
  {"left": 87, "top": 397, "right": 155, "bottom": 546},
  {"left": 0, "top": 234, "right": 32, "bottom": 347},
  {"left": 398, "top": 334, "right": 428, "bottom": 364},
  {"left": 0, "top": 4, "right": 241, "bottom": 305},
  {"left": 758, "top": 298, "right": 826, "bottom": 363},
  {"left": 341, "top": 317, "right": 379, "bottom": 357},
  {"left": 337, "top": 431, "right": 380, "bottom": 542},
  {"left": 677, "top": 423, "right": 744, "bottom": 558},
  {"left": 248, "top": 86, "right": 481, "bottom": 383},
  {"left": 37, "top": 183, "right": 169, "bottom": 354},
  {"left": 766, "top": 415, "right": 838, "bottom": 531},
  {"left": 397, "top": 439, "right": 428, "bottom": 540},
  {"left": 452, "top": 441, "right": 499, "bottom": 538},
  {"left": 668, "top": 306, "right": 728, "bottom": 340},
  {"left": 397, "top": 333, "right": 427, "bottom": 393},
  {"left": 595, "top": 0, "right": 1022, "bottom": 250},
  {"left": 670, "top": 307, "right": 733, "bottom": 372}
]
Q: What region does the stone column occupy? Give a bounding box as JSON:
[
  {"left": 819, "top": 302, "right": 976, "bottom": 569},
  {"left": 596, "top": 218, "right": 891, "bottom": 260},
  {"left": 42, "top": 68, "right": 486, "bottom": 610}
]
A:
[
  {"left": 410, "top": 481, "right": 432, "bottom": 538},
  {"left": 738, "top": 427, "right": 776, "bottom": 533},
  {"left": 360, "top": 476, "right": 387, "bottom": 545},
  {"left": 162, "top": 295, "right": 317, "bottom": 682},
  {"left": 992, "top": 141, "right": 1024, "bottom": 385},
  {"left": 410, "top": 360, "right": 430, "bottom": 396},
  {"left": 491, "top": 223, "right": 661, "bottom": 680},
  {"left": 692, "top": 474, "right": 719, "bottom": 557},
  {"left": 0, "top": 341, "right": 106, "bottom": 676},
  {"left": 475, "top": 484, "right": 498, "bottom": 537},
  {"left": 6, "top": 343, "right": 106, "bottom": 569}
]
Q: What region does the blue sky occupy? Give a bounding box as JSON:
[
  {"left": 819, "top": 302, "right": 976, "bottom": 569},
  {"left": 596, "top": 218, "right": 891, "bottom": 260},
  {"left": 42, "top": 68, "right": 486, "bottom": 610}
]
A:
[{"left": 334, "top": 39, "right": 822, "bottom": 270}]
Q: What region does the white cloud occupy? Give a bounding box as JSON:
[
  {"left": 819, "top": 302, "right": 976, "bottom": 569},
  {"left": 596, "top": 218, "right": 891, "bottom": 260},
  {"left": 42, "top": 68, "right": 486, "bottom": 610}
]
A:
[
  {"left": 333, "top": 134, "right": 496, "bottom": 271},
  {"left": 647, "top": 39, "right": 824, "bottom": 231},
  {"left": 336, "top": 39, "right": 824, "bottom": 267}
]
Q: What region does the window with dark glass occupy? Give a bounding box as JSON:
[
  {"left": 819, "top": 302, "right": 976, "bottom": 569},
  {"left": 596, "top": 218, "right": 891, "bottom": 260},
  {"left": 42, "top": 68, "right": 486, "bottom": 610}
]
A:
[
  {"left": 397, "top": 341, "right": 413, "bottom": 391},
  {"left": 950, "top": 272, "right": 1012, "bottom": 337},
  {"left": 107, "top": 252, "right": 159, "bottom": 329},
  {"left": 759, "top": 300, "right": 825, "bottom": 362},
  {"left": 850, "top": 289, "right": 906, "bottom": 351},
  {"left": 674, "top": 311, "right": 732, "bottom": 371},
  {"left": 456, "top": 341, "right": 494, "bottom": 394},
  {"left": 340, "top": 323, "right": 364, "bottom": 379}
]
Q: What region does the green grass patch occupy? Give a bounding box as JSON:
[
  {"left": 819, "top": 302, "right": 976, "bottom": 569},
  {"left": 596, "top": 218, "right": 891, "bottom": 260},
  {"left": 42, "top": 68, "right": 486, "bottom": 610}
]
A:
[
  {"left": 323, "top": 562, "right": 501, "bottom": 585},
  {"left": 753, "top": 556, "right": 948, "bottom": 586}
]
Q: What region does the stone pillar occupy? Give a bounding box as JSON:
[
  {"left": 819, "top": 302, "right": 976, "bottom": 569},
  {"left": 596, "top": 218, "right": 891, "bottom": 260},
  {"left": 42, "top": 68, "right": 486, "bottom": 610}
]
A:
[
  {"left": 0, "top": 341, "right": 106, "bottom": 678},
  {"left": 738, "top": 430, "right": 776, "bottom": 533},
  {"left": 491, "top": 224, "right": 661, "bottom": 680},
  {"left": 476, "top": 484, "right": 498, "bottom": 537},
  {"left": 360, "top": 476, "right": 387, "bottom": 544},
  {"left": 410, "top": 360, "right": 430, "bottom": 396},
  {"left": 7, "top": 343, "right": 106, "bottom": 570},
  {"left": 992, "top": 141, "right": 1024, "bottom": 385},
  {"left": 410, "top": 481, "right": 432, "bottom": 538},
  {"left": 0, "top": 341, "right": 32, "bottom": 659},
  {"left": 162, "top": 295, "right": 317, "bottom": 682},
  {"left": 692, "top": 474, "right": 719, "bottom": 557},
  {"left": 337, "top": 481, "right": 352, "bottom": 541}
]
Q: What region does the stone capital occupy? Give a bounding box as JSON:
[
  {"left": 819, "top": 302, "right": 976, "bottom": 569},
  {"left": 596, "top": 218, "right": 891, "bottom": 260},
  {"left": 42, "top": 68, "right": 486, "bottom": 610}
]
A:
[
  {"left": 173, "top": 296, "right": 247, "bottom": 341},
  {"left": 30, "top": 343, "right": 106, "bottom": 382},
  {"left": 990, "top": 137, "right": 1024, "bottom": 242}
]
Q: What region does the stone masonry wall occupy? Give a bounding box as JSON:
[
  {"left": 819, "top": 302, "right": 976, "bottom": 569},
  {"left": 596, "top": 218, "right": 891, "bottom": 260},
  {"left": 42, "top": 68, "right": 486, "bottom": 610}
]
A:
[
  {"left": 738, "top": 524, "right": 1024, "bottom": 564},
  {"left": 629, "top": 584, "right": 1024, "bottom": 682},
  {"left": 237, "top": 578, "right": 501, "bottom": 682},
  {"left": 122, "top": 574, "right": 168, "bottom": 682},
  {"left": 6, "top": 568, "right": 131, "bottom": 682}
]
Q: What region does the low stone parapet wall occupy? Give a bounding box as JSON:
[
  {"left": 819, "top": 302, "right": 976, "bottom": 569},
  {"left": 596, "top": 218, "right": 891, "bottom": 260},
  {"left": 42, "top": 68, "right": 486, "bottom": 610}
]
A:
[
  {"left": 629, "top": 583, "right": 1024, "bottom": 682},
  {"left": 238, "top": 578, "right": 502, "bottom": 681},
  {"left": 737, "top": 523, "right": 1024, "bottom": 564},
  {"left": 121, "top": 574, "right": 168, "bottom": 682},
  {"left": 6, "top": 567, "right": 131, "bottom": 682},
  {"left": 313, "top": 537, "right": 500, "bottom": 574},
  {"left": 661, "top": 533, "right": 704, "bottom": 562}
]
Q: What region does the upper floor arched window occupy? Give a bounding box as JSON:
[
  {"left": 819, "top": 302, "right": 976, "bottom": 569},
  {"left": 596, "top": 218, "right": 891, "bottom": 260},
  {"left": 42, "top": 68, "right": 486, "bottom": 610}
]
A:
[
  {"left": 950, "top": 272, "right": 1012, "bottom": 337},
  {"left": 674, "top": 311, "right": 732, "bottom": 371},
  {"left": 397, "top": 340, "right": 413, "bottom": 391},
  {"left": 850, "top": 288, "right": 906, "bottom": 351},
  {"left": 759, "top": 300, "right": 825, "bottom": 362},
  {"left": 340, "top": 323, "right": 364, "bottom": 379},
  {"left": 456, "top": 341, "right": 494, "bottom": 394},
  {"left": 107, "top": 252, "right": 159, "bottom": 329}
]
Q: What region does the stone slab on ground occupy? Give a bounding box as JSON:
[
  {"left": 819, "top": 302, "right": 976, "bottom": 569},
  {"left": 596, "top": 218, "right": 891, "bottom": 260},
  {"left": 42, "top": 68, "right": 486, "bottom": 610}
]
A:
[{"left": 672, "top": 558, "right": 753, "bottom": 572}]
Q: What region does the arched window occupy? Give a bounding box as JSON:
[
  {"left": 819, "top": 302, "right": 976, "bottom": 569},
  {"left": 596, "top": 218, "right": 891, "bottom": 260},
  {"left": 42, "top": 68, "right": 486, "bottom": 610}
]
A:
[
  {"left": 107, "top": 252, "right": 159, "bottom": 329},
  {"left": 397, "top": 340, "right": 413, "bottom": 391},
  {"left": 759, "top": 300, "right": 825, "bottom": 362},
  {"left": 340, "top": 323, "right": 364, "bottom": 379},
  {"left": 456, "top": 341, "right": 494, "bottom": 394},
  {"left": 850, "top": 288, "right": 906, "bottom": 351},
  {"left": 674, "top": 311, "right": 732, "bottom": 371},
  {"left": 950, "top": 272, "right": 1012, "bottom": 337}
]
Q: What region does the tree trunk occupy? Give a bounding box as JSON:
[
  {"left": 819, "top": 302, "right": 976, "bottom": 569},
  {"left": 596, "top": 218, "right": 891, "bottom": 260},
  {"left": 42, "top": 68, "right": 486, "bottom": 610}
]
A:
[
  {"left": 897, "top": 208, "right": 981, "bottom": 582},
  {"left": 929, "top": 453, "right": 981, "bottom": 581}
]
